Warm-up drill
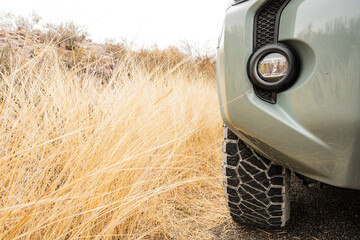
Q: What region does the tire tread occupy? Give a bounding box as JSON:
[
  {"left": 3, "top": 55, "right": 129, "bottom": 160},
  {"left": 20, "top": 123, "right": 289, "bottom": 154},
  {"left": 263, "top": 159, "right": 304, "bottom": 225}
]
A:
[{"left": 222, "top": 125, "right": 290, "bottom": 228}]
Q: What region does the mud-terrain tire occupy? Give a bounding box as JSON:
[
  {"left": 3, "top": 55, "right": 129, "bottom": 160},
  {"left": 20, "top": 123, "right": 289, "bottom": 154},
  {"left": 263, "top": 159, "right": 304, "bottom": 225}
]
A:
[{"left": 222, "top": 125, "right": 290, "bottom": 228}]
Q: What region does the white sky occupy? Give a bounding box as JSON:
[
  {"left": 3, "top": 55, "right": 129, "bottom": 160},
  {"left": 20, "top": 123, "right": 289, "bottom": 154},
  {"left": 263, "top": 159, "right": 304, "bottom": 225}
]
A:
[{"left": 1, "top": 0, "right": 228, "bottom": 51}]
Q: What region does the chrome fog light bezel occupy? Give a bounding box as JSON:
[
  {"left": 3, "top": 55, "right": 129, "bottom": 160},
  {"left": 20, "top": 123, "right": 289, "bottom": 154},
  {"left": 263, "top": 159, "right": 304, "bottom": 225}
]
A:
[{"left": 248, "top": 43, "right": 299, "bottom": 91}]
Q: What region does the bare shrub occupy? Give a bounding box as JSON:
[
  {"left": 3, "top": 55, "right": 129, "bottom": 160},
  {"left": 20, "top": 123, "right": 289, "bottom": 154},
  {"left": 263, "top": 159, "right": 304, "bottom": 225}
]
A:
[
  {"left": 44, "top": 21, "right": 89, "bottom": 50},
  {"left": 0, "top": 11, "right": 41, "bottom": 31}
]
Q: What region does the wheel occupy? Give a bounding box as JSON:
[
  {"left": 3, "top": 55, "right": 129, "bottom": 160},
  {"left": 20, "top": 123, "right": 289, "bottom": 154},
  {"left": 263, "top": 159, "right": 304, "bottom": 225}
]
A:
[{"left": 222, "top": 124, "right": 290, "bottom": 228}]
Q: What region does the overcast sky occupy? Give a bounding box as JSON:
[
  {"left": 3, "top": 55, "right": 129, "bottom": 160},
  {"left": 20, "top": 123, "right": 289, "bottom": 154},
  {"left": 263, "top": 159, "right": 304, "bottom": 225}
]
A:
[{"left": 1, "top": 0, "right": 228, "bottom": 51}]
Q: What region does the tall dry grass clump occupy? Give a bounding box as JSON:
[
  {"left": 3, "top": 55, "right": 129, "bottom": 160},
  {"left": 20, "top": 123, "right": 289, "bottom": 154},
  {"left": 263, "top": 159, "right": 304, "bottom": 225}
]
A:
[{"left": 0, "top": 45, "right": 225, "bottom": 239}]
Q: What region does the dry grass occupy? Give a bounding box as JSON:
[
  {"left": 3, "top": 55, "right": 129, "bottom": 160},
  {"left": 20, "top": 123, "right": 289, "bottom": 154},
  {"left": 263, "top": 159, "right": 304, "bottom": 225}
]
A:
[{"left": 0, "top": 45, "right": 226, "bottom": 239}]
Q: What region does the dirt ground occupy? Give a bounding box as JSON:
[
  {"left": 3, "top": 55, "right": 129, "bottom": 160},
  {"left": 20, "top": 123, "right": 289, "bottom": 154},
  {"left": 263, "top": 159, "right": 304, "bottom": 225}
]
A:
[{"left": 212, "top": 174, "right": 360, "bottom": 240}]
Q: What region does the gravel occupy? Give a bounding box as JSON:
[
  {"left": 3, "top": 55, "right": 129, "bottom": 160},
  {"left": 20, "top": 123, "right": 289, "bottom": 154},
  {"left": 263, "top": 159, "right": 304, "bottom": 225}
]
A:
[{"left": 212, "top": 173, "right": 360, "bottom": 240}]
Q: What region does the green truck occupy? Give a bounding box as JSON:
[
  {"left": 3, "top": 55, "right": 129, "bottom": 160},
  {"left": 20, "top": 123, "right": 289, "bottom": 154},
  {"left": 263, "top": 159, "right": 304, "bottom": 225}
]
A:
[{"left": 217, "top": 0, "right": 360, "bottom": 228}]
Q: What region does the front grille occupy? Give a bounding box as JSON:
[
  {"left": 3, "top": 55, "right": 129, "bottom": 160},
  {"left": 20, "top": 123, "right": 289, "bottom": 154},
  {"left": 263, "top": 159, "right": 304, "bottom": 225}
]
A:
[
  {"left": 252, "top": 0, "right": 290, "bottom": 103},
  {"left": 255, "top": 87, "right": 276, "bottom": 104},
  {"left": 254, "top": 0, "right": 289, "bottom": 51}
]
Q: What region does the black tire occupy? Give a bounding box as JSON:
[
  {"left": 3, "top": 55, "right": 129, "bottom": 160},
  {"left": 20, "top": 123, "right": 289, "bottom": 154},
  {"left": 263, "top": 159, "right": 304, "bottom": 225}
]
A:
[{"left": 222, "top": 125, "right": 290, "bottom": 228}]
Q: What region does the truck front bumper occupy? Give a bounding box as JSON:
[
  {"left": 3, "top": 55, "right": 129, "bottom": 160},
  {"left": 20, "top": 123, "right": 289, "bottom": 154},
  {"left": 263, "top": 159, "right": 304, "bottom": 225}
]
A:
[{"left": 217, "top": 0, "right": 360, "bottom": 189}]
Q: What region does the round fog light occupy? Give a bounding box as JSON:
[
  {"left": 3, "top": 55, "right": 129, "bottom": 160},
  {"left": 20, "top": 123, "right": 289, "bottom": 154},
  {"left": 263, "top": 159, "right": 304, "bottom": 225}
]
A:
[
  {"left": 258, "top": 53, "right": 288, "bottom": 82},
  {"left": 247, "top": 43, "right": 299, "bottom": 91}
]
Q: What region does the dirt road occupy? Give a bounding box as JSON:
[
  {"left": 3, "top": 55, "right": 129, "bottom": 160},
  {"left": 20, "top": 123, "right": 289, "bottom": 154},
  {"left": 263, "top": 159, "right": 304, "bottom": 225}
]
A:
[{"left": 212, "top": 174, "right": 360, "bottom": 240}]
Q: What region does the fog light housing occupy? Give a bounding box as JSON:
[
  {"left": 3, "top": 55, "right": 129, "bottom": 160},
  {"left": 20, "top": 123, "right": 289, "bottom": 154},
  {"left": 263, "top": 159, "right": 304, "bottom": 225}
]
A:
[{"left": 248, "top": 43, "right": 299, "bottom": 91}]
